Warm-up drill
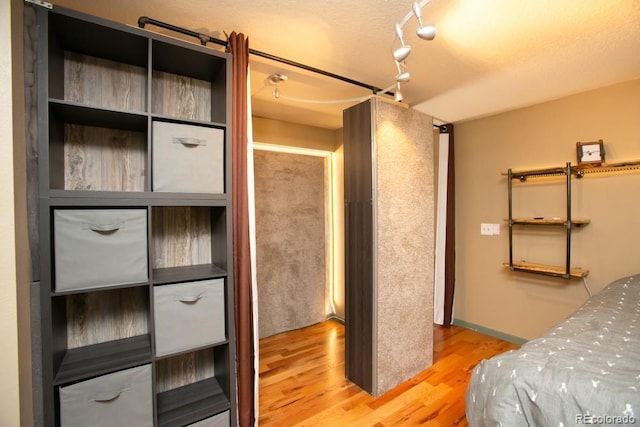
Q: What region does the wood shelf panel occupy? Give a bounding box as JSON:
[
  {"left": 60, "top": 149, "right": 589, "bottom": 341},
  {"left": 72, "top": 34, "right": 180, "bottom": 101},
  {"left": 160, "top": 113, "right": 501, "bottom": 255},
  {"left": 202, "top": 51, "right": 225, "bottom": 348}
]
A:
[
  {"left": 63, "top": 51, "right": 147, "bottom": 112},
  {"left": 152, "top": 206, "right": 214, "bottom": 269},
  {"left": 46, "top": 190, "right": 227, "bottom": 205},
  {"left": 49, "top": 100, "right": 148, "bottom": 130},
  {"left": 510, "top": 218, "right": 590, "bottom": 226},
  {"left": 504, "top": 160, "right": 640, "bottom": 179},
  {"left": 506, "top": 166, "right": 568, "bottom": 178},
  {"left": 152, "top": 264, "right": 227, "bottom": 285},
  {"left": 156, "top": 377, "right": 230, "bottom": 427},
  {"left": 503, "top": 261, "right": 589, "bottom": 279},
  {"left": 54, "top": 335, "right": 152, "bottom": 385}
]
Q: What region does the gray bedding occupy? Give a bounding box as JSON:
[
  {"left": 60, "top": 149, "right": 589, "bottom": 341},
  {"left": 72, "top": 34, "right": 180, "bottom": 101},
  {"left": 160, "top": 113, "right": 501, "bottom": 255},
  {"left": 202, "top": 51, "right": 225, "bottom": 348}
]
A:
[{"left": 466, "top": 274, "right": 640, "bottom": 426}]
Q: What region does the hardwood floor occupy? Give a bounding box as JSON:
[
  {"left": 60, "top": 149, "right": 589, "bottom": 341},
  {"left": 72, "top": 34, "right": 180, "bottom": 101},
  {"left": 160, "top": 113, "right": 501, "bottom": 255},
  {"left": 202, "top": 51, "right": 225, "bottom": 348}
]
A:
[{"left": 258, "top": 320, "right": 519, "bottom": 426}]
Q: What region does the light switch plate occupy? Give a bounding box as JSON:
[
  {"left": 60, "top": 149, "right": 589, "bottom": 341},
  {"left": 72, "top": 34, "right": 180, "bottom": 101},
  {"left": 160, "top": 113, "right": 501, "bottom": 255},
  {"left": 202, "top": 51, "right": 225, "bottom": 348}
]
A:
[
  {"left": 481, "top": 223, "right": 500, "bottom": 235},
  {"left": 480, "top": 223, "right": 493, "bottom": 235}
]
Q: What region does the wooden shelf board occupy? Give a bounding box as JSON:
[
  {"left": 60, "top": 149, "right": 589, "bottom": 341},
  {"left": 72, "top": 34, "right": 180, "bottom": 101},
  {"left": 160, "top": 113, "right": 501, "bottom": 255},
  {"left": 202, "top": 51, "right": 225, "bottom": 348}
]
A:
[
  {"left": 51, "top": 281, "right": 150, "bottom": 297},
  {"left": 510, "top": 218, "right": 590, "bottom": 226},
  {"left": 152, "top": 264, "right": 227, "bottom": 285},
  {"left": 47, "top": 190, "right": 228, "bottom": 205},
  {"left": 157, "top": 377, "right": 230, "bottom": 427},
  {"left": 503, "top": 261, "right": 589, "bottom": 279},
  {"left": 54, "top": 335, "right": 152, "bottom": 385},
  {"left": 505, "top": 166, "right": 568, "bottom": 178},
  {"left": 504, "top": 160, "right": 640, "bottom": 179},
  {"left": 49, "top": 99, "right": 148, "bottom": 130},
  {"left": 154, "top": 341, "right": 230, "bottom": 362},
  {"left": 574, "top": 160, "right": 640, "bottom": 175}
]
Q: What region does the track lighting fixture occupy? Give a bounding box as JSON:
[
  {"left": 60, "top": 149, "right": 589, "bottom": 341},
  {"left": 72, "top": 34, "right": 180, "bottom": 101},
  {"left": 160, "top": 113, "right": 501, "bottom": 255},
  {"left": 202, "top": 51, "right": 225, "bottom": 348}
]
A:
[
  {"left": 412, "top": 1, "right": 437, "bottom": 40},
  {"left": 393, "top": 23, "right": 412, "bottom": 62},
  {"left": 390, "top": 0, "right": 437, "bottom": 102}
]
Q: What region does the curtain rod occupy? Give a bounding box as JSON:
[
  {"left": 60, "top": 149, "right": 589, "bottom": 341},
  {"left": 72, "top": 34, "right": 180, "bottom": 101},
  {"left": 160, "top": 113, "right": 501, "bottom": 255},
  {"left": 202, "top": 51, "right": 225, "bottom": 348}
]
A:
[
  {"left": 137, "top": 16, "right": 383, "bottom": 94},
  {"left": 137, "top": 16, "right": 443, "bottom": 129}
]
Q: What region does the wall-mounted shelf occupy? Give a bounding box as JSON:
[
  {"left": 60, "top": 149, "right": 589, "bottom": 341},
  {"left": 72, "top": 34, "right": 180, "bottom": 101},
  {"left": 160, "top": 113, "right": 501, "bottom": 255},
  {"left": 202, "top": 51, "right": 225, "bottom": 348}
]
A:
[
  {"left": 502, "top": 261, "right": 589, "bottom": 279},
  {"left": 509, "top": 218, "right": 590, "bottom": 226},
  {"left": 504, "top": 157, "right": 639, "bottom": 292},
  {"left": 505, "top": 163, "right": 588, "bottom": 280},
  {"left": 503, "top": 159, "right": 640, "bottom": 180}
]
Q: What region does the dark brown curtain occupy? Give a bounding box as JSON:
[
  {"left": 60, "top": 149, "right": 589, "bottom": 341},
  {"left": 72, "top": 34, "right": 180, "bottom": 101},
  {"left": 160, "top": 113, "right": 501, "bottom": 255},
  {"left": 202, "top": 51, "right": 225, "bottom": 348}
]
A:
[
  {"left": 226, "top": 32, "right": 254, "bottom": 426},
  {"left": 441, "top": 124, "right": 456, "bottom": 326}
]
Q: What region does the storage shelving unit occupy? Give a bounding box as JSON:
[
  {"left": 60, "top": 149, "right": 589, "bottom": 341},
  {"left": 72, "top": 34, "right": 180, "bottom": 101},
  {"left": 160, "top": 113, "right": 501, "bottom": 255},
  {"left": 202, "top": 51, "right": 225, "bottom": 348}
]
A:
[
  {"left": 32, "top": 4, "right": 235, "bottom": 426},
  {"left": 504, "top": 162, "right": 589, "bottom": 279}
]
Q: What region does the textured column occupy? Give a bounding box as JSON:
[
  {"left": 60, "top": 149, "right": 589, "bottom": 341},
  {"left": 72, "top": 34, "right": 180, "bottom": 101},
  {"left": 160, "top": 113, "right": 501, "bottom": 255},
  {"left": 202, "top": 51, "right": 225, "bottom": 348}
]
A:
[
  {"left": 344, "top": 97, "right": 434, "bottom": 396},
  {"left": 372, "top": 98, "right": 434, "bottom": 395}
]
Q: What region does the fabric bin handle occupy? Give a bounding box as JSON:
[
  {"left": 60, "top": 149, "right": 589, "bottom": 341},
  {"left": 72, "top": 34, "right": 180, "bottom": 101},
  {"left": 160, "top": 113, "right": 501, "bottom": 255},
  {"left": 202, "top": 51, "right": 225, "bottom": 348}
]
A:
[
  {"left": 177, "top": 293, "right": 205, "bottom": 303},
  {"left": 172, "top": 137, "right": 207, "bottom": 147},
  {"left": 88, "top": 222, "right": 123, "bottom": 234},
  {"left": 92, "top": 386, "right": 130, "bottom": 403}
]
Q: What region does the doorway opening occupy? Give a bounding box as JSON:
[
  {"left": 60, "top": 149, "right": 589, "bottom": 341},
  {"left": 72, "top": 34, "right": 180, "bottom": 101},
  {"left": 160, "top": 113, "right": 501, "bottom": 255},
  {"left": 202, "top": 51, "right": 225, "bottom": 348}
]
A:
[{"left": 252, "top": 142, "right": 344, "bottom": 339}]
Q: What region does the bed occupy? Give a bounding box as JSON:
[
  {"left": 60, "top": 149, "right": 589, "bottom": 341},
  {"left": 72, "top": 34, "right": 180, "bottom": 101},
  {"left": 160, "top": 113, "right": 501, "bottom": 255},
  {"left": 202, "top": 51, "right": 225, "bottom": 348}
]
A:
[{"left": 466, "top": 274, "right": 640, "bottom": 426}]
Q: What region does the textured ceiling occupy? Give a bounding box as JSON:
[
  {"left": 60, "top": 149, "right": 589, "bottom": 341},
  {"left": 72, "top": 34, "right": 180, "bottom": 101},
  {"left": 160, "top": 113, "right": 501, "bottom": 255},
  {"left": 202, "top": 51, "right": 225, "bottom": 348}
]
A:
[{"left": 50, "top": 0, "right": 640, "bottom": 129}]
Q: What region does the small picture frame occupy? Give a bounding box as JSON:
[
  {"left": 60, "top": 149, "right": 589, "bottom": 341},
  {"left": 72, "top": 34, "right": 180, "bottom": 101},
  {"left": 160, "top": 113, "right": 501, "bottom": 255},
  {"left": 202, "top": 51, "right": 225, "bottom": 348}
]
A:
[{"left": 576, "top": 140, "right": 605, "bottom": 166}]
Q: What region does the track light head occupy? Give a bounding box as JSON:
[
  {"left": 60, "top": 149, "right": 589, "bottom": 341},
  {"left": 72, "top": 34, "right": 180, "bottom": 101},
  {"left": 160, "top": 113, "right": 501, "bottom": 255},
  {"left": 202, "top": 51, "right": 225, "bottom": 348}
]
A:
[
  {"left": 412, "top": 1, "right": 436, "bottom": 40},
  {"left": 394, "top": 61, "right": 410, "bottom": 82},
  {"left": 393, "top": 45, "right": 411, "bottom": 62},
  {"left": 396, "top": 71, "right": 410, "bottom": 83},
  {"left": 417, "top": 24, "right": 436, "bottom": 40},
  {"left": 393, "top": 23, "right": 412, "bottom": 61}
]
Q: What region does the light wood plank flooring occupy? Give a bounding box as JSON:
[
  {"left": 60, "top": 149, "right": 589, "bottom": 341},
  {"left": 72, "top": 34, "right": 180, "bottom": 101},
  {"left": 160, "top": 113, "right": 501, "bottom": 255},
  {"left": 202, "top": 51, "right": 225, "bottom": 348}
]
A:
[{"left": 258, "top": 320, "right": 518, "bottom": 426}]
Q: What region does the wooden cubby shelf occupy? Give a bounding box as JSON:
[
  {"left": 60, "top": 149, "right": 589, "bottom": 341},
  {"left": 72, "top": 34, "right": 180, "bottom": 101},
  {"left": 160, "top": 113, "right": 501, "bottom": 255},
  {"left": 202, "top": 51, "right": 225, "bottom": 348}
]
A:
[
  {"left": 156, "top": 377, "right": 230, "bottom": 427},
  {"left": 54, "top": 335, "right": 152, "bottom": 385},
  {"left": 152, "top": 264, "right": 227, "bottom": 285}
]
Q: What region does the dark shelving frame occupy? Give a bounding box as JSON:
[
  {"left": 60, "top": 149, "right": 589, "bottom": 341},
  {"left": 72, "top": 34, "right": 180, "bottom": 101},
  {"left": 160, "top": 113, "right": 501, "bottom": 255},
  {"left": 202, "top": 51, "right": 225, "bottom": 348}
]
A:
[{"left": 31, "top": 4, "right": 236, "bottom": 426}]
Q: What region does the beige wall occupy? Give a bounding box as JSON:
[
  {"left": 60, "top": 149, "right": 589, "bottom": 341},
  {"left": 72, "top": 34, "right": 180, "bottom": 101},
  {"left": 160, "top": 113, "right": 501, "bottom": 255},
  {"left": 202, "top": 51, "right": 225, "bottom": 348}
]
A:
[
  {"left": 2, "top": 1, "right": 33, "bottom": 425},
  {"left": 253, "top": 116, "right": 341, "bottom": 152},
  {"left": 454, "top": 79, "right": 640, "bottom": 340},
  {"left": 0, "top": 2, "right": 20, "bottom": 424}
]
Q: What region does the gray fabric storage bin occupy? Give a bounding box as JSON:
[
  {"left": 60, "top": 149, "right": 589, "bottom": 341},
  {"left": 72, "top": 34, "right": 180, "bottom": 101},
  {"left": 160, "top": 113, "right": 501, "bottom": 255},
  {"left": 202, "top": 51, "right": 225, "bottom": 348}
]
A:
[
  {"left": 54, "top": 209, "right": 148, "bottom": 292},
  {"left": 154, "top": 278, "right": 226, "bottom": 356},
  {"left": 152, "top": 121, "right": 224, "bottom": 193},
  {"left": 59, "top": 364, "right": 153, "bottom": 427},
  {"left": 188, "top": 411, "right": 230, "bottom": 427}
]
